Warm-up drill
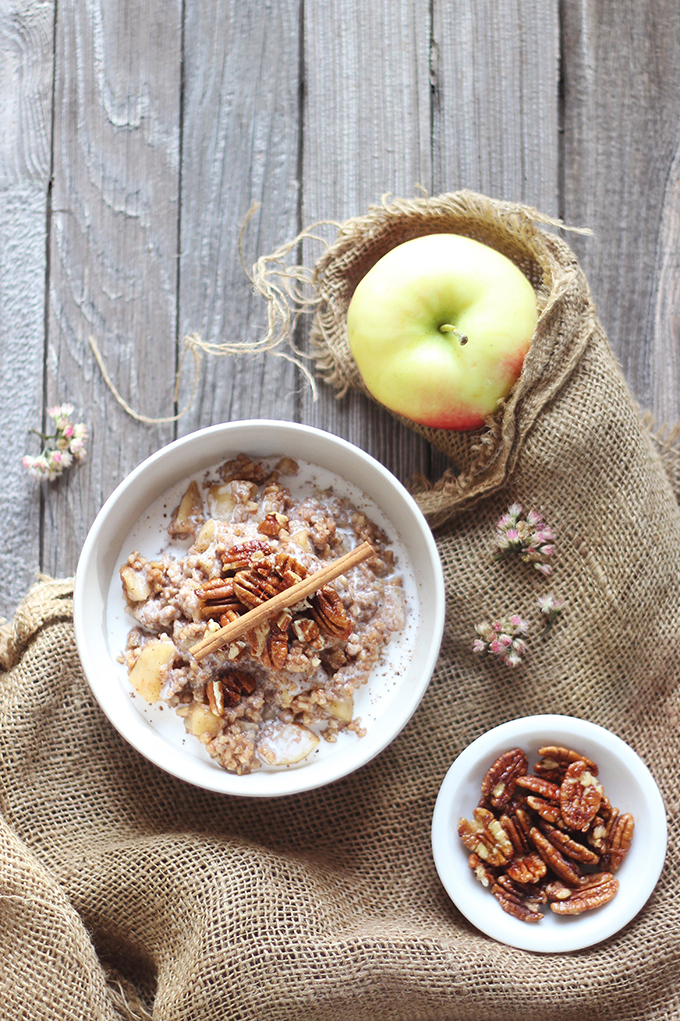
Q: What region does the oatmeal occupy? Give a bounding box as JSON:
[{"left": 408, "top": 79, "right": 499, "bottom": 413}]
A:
[{"left": 118, "top": 454, "right": 407, "bottom": 774}]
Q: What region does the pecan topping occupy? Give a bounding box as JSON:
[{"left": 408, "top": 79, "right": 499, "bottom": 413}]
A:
[
  {"left": 480, "top": 748, "right": 528, "bottom": 809},
  {"left": 258, "top": 512, "right": 290, "bottom": 537},
  {"left": 220, "top": 540, "right": 274, "bottom": 572},
  {"left": 310, "top": 586, "right": 352, "bottom": 641},
  {"left": 233, "top": 566, "right": 289, "bottom": 608},
  {"left": 206, "top": 670, "right": 257, "bottom": 713},
  {"left": 560, "top": 760, "right": 603, "bottom": 831}
]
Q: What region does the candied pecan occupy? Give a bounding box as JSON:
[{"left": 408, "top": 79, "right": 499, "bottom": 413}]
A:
[
  {"left": 219, "top": 454, "right": 268, "bottom": 484},
  {"left": 525, "top": 795, "right": 563, "bottom": 824},
  {"left": 258, "top": 512, "right": 289, "bottom": 536},
  {"left": 536, "top": 821, "right": 600, "bottom": 864},
  {"left": 217, "top": 669, "right": 257, "bottom": 707},
  {"left": 495, "top": 873, "right": 548, "bottom": 905},
  {"left": 458, "top": 808, "right": 513, "bottom": 867},
  {"left": 560, "top": 760, "right": 603, "bottom": 832},
  {"left": 480, "top": 748, "right": 528, "bottom": 809},
  {"left": 247, "top": 622, "right": 270, "bottom": 658},
  {"left": 260, "top": 625, "right": 289, "bottom": 671},
  {"left": 537, "top": 745, "right": 599, "bottom": 776},
  {"left": 291, "top": 617, "right": 324, "bottom": 649},
  {"left": 549, "top": 874, "right": 619, "bottom": 915},
  {"left": 544, "top": 879, "right": 573, "bottom": 902},
  {"left": 588, "top": 805, "right": 619, "bottom": 852},
  {"left": 515, "top": 774, "right": 561, "bottom": 801},
  {"left": 234, "top": 566, "right": 289, "bottom": 608},
  {"left": 310, "top": 586, "right": 352, "bottom": 641},
  {"left": 468, "top": 852, "right": 497, "bottom": 889},
  {"left": 206, "top": 679, "right": 225, "bottom": 717},
  {"left": 220, "top": 540, "right": 274, "bottom": 572},
  {"left": 273, "top": 551, "right": 307, "bottom": 580},
  {"left": 499, "top": 812, "right": 530, "bottom": 856},
  {"left": 529, "top": 827, "right": 582, "bottom": 885},
  {"left": 196, "top": 578, "right": 236, "bottom": 602},
  {"left": 601, "top": 813, "right": 634, "bottom": 871},
  {"left": 490, "top": 882, "right": 542, "bottom": 923},
  {"left": 219, "top": 608, "right": 241, "bottom": 627},
  {"left": 504, "top": 853, "right": 547, "bottom": 885}
]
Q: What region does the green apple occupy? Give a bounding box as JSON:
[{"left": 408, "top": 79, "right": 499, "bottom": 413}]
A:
[{"left": 346, "top": 233, "right": 537, "bottom": 430}]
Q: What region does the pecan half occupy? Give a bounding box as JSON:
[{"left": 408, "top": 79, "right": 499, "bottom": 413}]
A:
[
  {"left": 536, "top": 745, "right": 599, "bottom": 777},
  {"left": 525, "top": 795, "right": 563, "bottom": 825},
  {"left": 499, "top": 812, "right": 531, "bottom": 856},
  {"left": 458, "top": 808, "right": 513, "bottom": 867},
  {"left": 515, "top": 775, "right": 561, "bottom": 801},
  {"left": 601, "top": 812, "right": 635, "bottom": 871},
  {"left": 504, "top": 853, "right": 547, "bottom": 885},
  {"left": 258, "top": 512, "right": 290, "bottom": 536},
  {"left": 530, "top": 827, "right": 582, "bottom": 885},
  {"left": 549, "top": 873, "right": 619, "bottom": 915},
  {"left": 468, "top": 852, "right": 497, "bottom": 889},
  {"left": 536, "top": 820, "right": 600, "bottom": 864},
  {"left": 310, "top": 586, "right": 352, "bottom": 641},
  {"left": 234, "top": 566, "right": 289, "bottom": 608},
  {"left": 490, "top": 882, "right": 543, "bottom": 923},
  {"left": 560, "top": 760, "right": 603, "bottom": 832},
  {"left": 480, "top": 748, "right": 528, "bottom": 809},
  {"left": 220, "top": 540, "right": 274, "bottom": 572}
]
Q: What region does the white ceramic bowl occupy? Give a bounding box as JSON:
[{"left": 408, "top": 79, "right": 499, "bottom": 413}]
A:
[
  {"left": 432, "top": 714, "right": 667, "bottom": 953},
  {"left": 74, "top": 420, "right": 445, "bottom": 797}
]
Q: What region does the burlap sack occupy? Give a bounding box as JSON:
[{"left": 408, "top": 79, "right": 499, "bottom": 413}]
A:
[{"left": 2, "top": 191, "right": 679, "bottom": 1020}]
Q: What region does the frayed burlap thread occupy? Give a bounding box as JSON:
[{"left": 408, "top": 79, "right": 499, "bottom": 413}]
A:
[{"left": 2, "top": 191, "right": 680, "bottom": 1019}]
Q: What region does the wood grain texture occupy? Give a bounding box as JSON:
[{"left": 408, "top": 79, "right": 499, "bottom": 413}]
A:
[
  {"left": 177, "top": 0, "right": 301, "bottom": 433},
  {"left": 43, "top": 0, "right": 182, "bottom": 579},
  {"left": 561, "top": 0, "right": 680, "bottom": 423},
  {"left": 301, "top": 0, "right": 433, "bottom": 485},
  {"left": 0, "top": 0, "right": 54, "bottom": 618},
  {"left": 432, "top": 0, "right": 559, "bottom": 215}
]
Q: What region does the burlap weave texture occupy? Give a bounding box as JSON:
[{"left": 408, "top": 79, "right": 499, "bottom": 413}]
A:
[{"left": 1, "top": 192, "right": 679, "bottom": 1020}]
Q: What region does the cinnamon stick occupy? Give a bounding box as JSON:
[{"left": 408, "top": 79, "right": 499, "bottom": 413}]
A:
[{"left": 189, "top": 540, "right": 374, "bottom": 662}]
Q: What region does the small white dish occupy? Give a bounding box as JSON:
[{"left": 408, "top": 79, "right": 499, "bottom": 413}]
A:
[
  {"left": 431, "top": 714, "right": 667, "bottom": 953},
  {"left": 74, "top": 420, "right": 445, "bottom": 797}
]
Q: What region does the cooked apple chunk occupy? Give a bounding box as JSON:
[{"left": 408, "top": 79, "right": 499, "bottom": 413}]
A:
[
  {"left": 120, "top": 564, "right": 151, "bottom": 602},
  {"left": 168, "top": 480, "right": 204, "bottom": 538},
  {"left": 183, "top": 702, "right": 224, "bottom": 741},
  {"left": 128, "top": 638, "right": 176, "bottom": 703}
]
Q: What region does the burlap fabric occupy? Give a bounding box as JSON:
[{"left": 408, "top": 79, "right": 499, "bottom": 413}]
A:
[{"left": 2, "top": 191, "right": 680, "bottom": 1020}]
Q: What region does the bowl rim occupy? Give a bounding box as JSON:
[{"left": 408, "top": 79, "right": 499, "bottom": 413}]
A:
[
  {"left": 431, "top": 713, "right": 667, "bottom": 953},
  {"left": 74, "top": 419, "right": 445, "bottom": 797}
]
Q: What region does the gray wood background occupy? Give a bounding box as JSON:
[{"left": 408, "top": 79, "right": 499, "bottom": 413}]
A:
[{"left": 1, "top": 0, "right": 679, "bottom": 621}]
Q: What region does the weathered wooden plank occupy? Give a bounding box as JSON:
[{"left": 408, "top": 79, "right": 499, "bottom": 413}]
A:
[
  {"left": 177, "top": 0, "right": 301, "bottom": 433},
  {"left": 0, "top": 0, "right": 54, "bottom": 620},
  {"left": 432, "top": 0, "right": 560, "bottom": 215},
  {"left": 300, "top": 0, "right": 433, "bottom": 484},
  {"left": 561, "top": 0, "right": 680, "bottom": 424},
  {"left": 42, "top": 0, "right": 183, "bottom": 579}
]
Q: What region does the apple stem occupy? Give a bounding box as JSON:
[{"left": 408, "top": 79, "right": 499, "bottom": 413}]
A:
[{"left": 440, "top": 323, "right": 468, "bottom": 345}]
